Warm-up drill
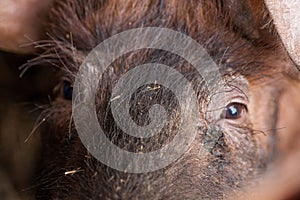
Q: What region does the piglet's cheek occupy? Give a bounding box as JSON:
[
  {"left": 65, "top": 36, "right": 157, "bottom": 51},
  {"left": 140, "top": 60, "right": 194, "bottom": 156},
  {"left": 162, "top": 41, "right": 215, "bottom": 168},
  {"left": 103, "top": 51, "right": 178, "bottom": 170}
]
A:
[{"left": 276, "top": 79, "right": 300, "bottom": 156}]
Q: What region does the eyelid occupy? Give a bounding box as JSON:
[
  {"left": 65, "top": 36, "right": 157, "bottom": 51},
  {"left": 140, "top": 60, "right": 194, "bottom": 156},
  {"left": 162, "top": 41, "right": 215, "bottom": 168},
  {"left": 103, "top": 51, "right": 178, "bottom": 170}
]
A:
[
  {"left": 52, "top": 78, "right": 73, "bottom": 100},
  {"left": 221, "top": 102, "right": 248, "bottom": 123},
  {"left": 226, "top": 96, "right": 248, "bottom": 106},
  {"left": 62, "top": 78, "right": 73, "bottom": 86}
]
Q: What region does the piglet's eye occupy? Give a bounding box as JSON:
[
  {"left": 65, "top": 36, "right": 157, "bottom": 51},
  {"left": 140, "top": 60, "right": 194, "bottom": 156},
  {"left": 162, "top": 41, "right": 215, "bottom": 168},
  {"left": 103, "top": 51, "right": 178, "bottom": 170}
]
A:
[
  {"left": 63, "top": 81, "right": 73, "bottom": 100},
  {"left": 222, "top": 103, "right": 247, "bottom": 120}
]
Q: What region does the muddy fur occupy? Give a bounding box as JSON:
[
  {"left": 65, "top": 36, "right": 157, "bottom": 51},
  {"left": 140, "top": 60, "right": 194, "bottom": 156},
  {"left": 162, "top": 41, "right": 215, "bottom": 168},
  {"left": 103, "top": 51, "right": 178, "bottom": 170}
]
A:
[{"left": 26, "top": 0, "right": 295, "bottom": 199}]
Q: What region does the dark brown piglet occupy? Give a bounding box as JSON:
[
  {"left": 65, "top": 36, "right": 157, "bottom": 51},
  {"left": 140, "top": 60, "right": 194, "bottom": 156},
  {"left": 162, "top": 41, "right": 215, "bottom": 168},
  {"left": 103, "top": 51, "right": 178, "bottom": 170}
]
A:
[{"left": 9, "top": 0, "right": 300, "bottom": 199}]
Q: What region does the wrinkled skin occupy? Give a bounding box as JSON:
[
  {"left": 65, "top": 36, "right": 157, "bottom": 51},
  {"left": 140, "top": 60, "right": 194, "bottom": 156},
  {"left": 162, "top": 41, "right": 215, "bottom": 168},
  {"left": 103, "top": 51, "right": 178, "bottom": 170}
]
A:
[{"left": 15, "top": 0, "right": 300, "bottom": 199}]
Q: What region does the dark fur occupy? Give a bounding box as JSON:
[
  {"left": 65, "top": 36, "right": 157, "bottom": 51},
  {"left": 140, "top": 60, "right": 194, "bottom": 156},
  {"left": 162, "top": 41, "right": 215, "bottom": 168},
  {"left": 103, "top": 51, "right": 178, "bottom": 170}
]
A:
[{"left": 28, "top": 0, "right": 291, "bottom": 199}]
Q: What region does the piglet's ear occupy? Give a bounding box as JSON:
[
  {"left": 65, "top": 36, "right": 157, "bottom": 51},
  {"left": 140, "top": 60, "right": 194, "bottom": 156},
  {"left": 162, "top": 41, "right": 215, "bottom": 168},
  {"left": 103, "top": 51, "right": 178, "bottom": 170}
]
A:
[
  {"left": 220, "top": 0, "right": 279, "bottom": 48},
  {"left": 265, "top": 0, "right": 300, "bottom": 67},
  {"left": 0, "top": 0, "right": 53, "bottom": 54}
]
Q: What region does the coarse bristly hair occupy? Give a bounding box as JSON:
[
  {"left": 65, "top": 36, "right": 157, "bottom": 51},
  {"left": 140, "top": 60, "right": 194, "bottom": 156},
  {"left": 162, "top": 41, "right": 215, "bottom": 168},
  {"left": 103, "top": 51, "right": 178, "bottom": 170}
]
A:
[{"left": 26, "top": 0, "right": 296, "bottom": 199}]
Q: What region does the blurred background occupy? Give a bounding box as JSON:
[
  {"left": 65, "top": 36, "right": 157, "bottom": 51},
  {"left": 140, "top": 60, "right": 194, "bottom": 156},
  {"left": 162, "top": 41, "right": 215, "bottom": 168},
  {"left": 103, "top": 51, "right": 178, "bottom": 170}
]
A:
[
  {"left": 0, "top": 51, "right": 54, "bottom": 199},
  {"left": 0, "top": 0, "right": 53, "bottom": 198}
]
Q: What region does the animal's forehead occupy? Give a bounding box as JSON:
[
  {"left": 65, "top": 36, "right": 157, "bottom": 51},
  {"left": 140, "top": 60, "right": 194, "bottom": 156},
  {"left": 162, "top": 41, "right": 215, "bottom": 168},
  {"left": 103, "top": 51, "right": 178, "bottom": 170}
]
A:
[
  {"left": 42, "top": 0, "right": 279, "bottom": 80},
  {"left": 47, "top": 0, "right": 242, "bottom": 48}
]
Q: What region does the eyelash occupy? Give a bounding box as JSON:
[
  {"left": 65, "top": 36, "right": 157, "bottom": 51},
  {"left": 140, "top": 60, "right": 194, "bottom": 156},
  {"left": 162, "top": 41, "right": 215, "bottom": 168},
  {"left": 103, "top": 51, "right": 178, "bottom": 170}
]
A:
[
  {"left": 222, "top": 102, "right": 247, "bottom": 120},
  {"left": 62, "top": 81, "right": 73, "bottom": 100}
]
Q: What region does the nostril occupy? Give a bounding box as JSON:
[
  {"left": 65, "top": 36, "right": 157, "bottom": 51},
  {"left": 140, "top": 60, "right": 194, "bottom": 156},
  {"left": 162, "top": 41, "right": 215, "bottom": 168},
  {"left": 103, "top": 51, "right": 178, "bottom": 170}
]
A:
[{"left": 63, "top": 81, "right": 73, "bottom": 100}]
